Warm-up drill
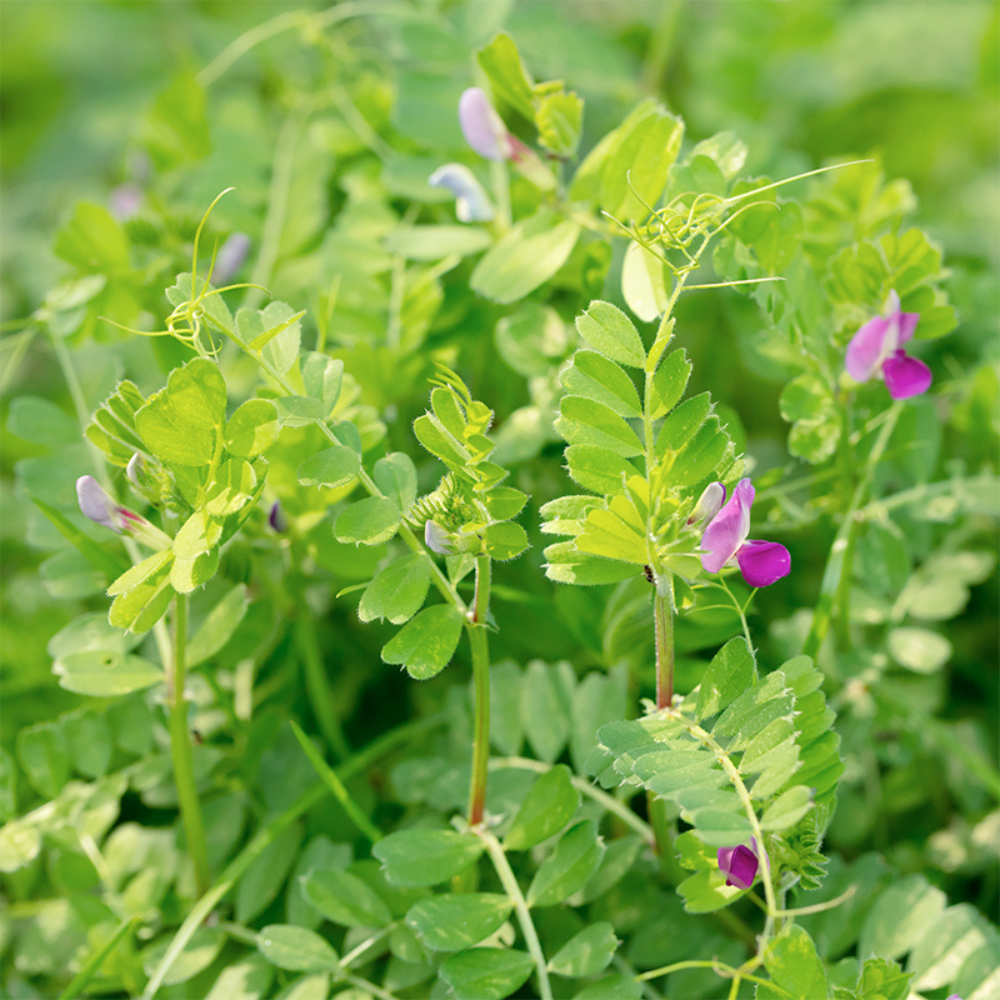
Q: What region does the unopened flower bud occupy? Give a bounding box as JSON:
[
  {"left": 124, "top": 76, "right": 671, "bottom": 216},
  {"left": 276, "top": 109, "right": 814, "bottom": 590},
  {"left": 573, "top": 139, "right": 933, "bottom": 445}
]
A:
[
  {"left": 212, "top": 232, "right": 251, "bottom": 286},
  {"left": 268, "top": 500, "right": 288, "bottom": 534},
  {"left": 428, "top": 164, "right": 495, "bottom": 223},
  {"left": 424, "top": 520, "right": 456, "bottom": 555},
  {"left": 690, "top": 482, "right": 726, "bottom": 525}
]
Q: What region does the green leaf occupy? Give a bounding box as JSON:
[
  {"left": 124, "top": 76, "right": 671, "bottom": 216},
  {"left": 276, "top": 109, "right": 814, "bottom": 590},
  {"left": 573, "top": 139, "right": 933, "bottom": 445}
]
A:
[
  {"left": 257, "top": 302, "right": 303, "bottom": 375},
  {"left": 762, "top": 926, "right": 829, "bottom": 1000},
  {"left": 670, "top": 416, "right": 730, "bottom": 487},
  {"left": 697, "top": 638, "right": 755, "bottom": 721},
  {"left": 135, "top": 358, "right": 227, "bottom": 467},
  {"left": 31, "top": 498, "right": 130, "bottom": 579},
  {"left": 236, "top": 823, "right": 303, "bottom": 924},
  {"left": 298, "top": 446, "right": 361, "bottom": 489},
  {"left": 572, "top": 974, "right": 643, "bottom": 1000},
  {"left": 528, "top": 819, "right": 604, "bottom": 907},
  {"left": 859, "top": 875, "right": 947, "bottom": 961},
  {"left": 16, "top": 723, "right": 69, "bottom": 798},
  {"left": 225, "top": 399, "right": 279, "bottom": 460},
  {"left": 54, "top": 202, "right": 129, "bottom": 271},
  {"left": 373, "top": 830, "right": 484, "bottom": 887},
  {"left": 483, "top": 522, "right": 529, "bottom": 561},
  {"left": 575, "top": 301, "right": 646, "bottom": 369},
  {"left": 647, "top": 350, "right": 691, "bottom": 422},
  {"left": 256, "top": 925, "right": 339, "bottom": 973},
  {"left": 576, "top": 836, "right": 644, "bottom": 904},
  {"left": 385, "top": 225, "right": 492, "bottom": 261},
  {"left": 477, "top": 32, "right": 535, "bottom": 118},
  {"left": 565, "top": 445, "right": 638, "bottom": 496},
  {"left": 561, "top": 351, "right": 642, "bottom": 419},
  {"left": 521, "top": 661, "right": 575, "bottom": 763},
  {"left": 143, "top": 927, "right": 225, "bottom": 987},
  {"left": 300, "top": 868, "right": 393, "bottom": 928},
  {"left": 544, "top": 541, "right": 639, "bottom": 587},
  {"left": 558, "top": 396, "right": 644, "bottom": 458},
  {"left": 187, "top": 584, "right": 249, "bottom": 666},
  {"left": 108, "top": 553, "right": 174, "bottom": 634},
  {"left": 381, "top": 605, "right": 465, "bottom": 680},
  {"left": 887, "top": 627, "right": 952, "bottom": 673},
  {"left": 335, "top": 497, "right": 401, "bottom": 546},
  {"left": 440, "top": 948, "right": 534, "bottom": 1000},
  {"left": 495, "top": 302, "right": 569, "bottom": 378},
  {"left": 205, "top": 458, "right": 256, "bottom": 517},
  {"left": 141, "top": 70, "right": 210, "bottom": 170},
  {"left": 374, "top": 453, "right": 418, "bottom": 512},
  {"left": 622, "top": 242, "right": 668, "bottom": 323},
  {"left": 656, "top": 392, "right": 711, "bottom": 457},
  {"left": 471, "top": 210, "right": 580, "bottom": 304},
  {"left": 7, "top": 396, "right": 79, "bottom": 446},
  {"left": 600, "top": 101, "right": 684, "bottom": 222},
  {"left": 907, "top": 904, "right": 986, "bottom": 992},
  {"left": 206, "top": 955, "right": 274, "bottom": 1000},
  {"left": 676, "top": 868, "right": 745, "bottom": 913},
  {"left": 761, "top": 786, "right": 813, "bottom": 831},
  {"left": 301, "top": 354, "right": 344, "bottom": 414},
  {"left": 536, "top": 90, "right": 583, "bottom": 157},
  {"left": 483, "top": 487, "right": 528, "bottom": 522},
  {"left": 858, "top": 957, "right": 912, "bottom": 1000},
  {"left": 505, "top": 764, "right": 580, "bottom": 850},
  {"left": 548, "top": 924, "right": 619, "bottom": 978},
  {"left": 359, "top": 553, "right": 432, "bottom": 625},
  {"left": 54, "top": 650, "right": 164, "bottom": 697},
  {"left": 406, "top": 893, "right": 513, "bottom": 952},
  {"left": 275, "top": 396, "right": 325, "bottom": 428}
]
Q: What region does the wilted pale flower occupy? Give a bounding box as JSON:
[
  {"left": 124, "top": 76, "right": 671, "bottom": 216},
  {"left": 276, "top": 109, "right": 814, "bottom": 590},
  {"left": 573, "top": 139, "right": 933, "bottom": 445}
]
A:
[
  {"left": 845, "top": 290, "right": 932, "bottom": 400},
  {"left": 459, "top": 87, "right": 512, "bottom": 162},
  {"left": 718, "top": 838, "right": 765, "bottom": 889},
  {"left": 701, "top": 479, "right": 790, "bottom": 588},
  {"left": 428, "top": 164, "right": 495, "bottom": 223},
  {"left": 212, "top": 232, "right": 251, "bottom": 286},
  {"left": 424, "top": 520, "right": 456, "bottom": 555},
  {"left": 76, "top": 475, "right": 170, "bottom": 548}
]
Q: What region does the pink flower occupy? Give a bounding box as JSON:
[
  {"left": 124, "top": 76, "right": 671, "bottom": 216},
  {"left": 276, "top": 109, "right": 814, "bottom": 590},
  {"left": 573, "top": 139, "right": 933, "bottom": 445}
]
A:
[
  {"left": 701, "top": 479, "right": 790, "bottom": 588},
  {"left": 718, "top": 838, "right": 765, "bottom": 889},
  {"left": 845, "top": 291, "right": 932, "bottom": 400},
  {"left": 459, "top": 88, "right": 513, "bottom": 162},
  {"left": 76, "top": 475, "right": 170, "bottom": 549}
]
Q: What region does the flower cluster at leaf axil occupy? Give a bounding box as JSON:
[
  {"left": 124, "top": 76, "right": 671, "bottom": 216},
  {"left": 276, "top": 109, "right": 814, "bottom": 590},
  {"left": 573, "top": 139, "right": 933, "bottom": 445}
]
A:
[{"left": 697, "top": 478, "right": 791, "bottom": 588}]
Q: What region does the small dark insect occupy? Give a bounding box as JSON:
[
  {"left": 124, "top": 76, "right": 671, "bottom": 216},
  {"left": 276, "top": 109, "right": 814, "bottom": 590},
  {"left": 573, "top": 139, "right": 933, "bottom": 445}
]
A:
[{"left": 643, "top": 565, "right": 654, "bottom": 584}]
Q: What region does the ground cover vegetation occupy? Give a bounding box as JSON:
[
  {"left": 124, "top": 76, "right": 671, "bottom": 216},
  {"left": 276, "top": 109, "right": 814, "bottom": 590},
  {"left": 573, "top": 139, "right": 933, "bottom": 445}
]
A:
[{"left": 1, "top": 2, "right": 998, "bottom": 999}]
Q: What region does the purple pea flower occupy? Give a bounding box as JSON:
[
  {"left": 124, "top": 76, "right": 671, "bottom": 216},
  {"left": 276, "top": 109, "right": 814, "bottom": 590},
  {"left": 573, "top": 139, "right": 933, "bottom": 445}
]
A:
[
  {"left": 424, "top": 520, "right": 455, "bottom": 555},
  {"left": 268, "top": 500, "right": 288, "bottom": 534},
  {"left": 718, "top": 838, "right": 765, "bottom": 889},
  {"left": 212, "top": 232, "right": 251, "bottom": 286},
  {"left": 428, "top": 164, "right": 495, "bottom": 223},
  {"left": 701, "top": 478, "right": 790, "bottom": 588},
  {"left": 109, "top": 183, "right": 142, "bottom": 222},
  {"left": 689, "top": 482, "right": 726, "bottom": 525},
  {"left": 459, "top": 88, "right": 513, "bottom": 162},
  {"left": 845, "top": 290, "right": 932, "bottom": 400},
  {"left": 76, "top": 475, "right": 171, "bottom": 548}
]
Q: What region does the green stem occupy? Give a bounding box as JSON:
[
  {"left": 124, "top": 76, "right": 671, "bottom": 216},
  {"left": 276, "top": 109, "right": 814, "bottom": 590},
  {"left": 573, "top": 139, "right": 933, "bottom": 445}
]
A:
[
  {"left": 718, "top": 576, "right": 754, "bottom": 651},
  {"left": 490, "top": 158, "right": 511, "bottom": 232},
  {"left": 477, "top": 829, "right": 553, "bottom": 1000},
  {"left": 467, "top": 555, "right": 492, "bottom": 827},
  {"left": 804, "top": 403, "right": 902, "bottom": 658},
  {"left": 654, "top": 575, "right": 674, "bottom": 710},
  {"left": 290, "top": 720, "right": 380, "bottom": 843},
  {"left": 142, "top": 713, "right": 444, "bottom": 999},
  {"left": 290, "top": 541, "right": 349, "bottom": 759},
  {"left": 168, "top": 595, "right": 211, "bottom": 897},
  {"left": 58, "top": 916, "right": 138, "bottom": 1000}
]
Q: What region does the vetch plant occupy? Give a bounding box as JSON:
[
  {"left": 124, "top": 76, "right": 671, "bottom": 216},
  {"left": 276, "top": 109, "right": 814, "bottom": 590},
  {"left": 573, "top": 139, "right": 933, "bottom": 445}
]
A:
[{"left": 2, "top": 8, "right": 996, "bottom": 1000}]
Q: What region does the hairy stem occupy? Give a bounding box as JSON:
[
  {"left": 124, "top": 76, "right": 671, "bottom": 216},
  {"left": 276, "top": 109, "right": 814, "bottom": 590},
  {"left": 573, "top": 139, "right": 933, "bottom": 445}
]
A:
[
  {"left": 477, "top": 829, "right": 553, "bottom": 1000},
  {"left": 467, "top": 555, "right": 492, "bottom": 826},
  {"left": 654, "top": 575, "right": 675, "bottom": 709},
  {"left": 168, "top": 595, "right": 211, "bottom": 897}
]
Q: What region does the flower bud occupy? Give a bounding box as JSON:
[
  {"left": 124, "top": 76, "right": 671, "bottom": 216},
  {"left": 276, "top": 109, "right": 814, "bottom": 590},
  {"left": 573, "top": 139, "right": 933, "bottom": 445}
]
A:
[
  {"left": 690, "top": 482, "right": 726, "bottom": 525},
  {"left": 717, "top": 838, "right": 765, "bottom": 890},
  {"left": 428, "top": 164, "right": 495, "bottom": 223},
  {"left": 212, "top": 232, "right": 251, "bottom": 285},
  {"left": 458, "top": 88, "right": 510, "bottom": 162},
  {"left": 424, "top": 520, "right": 456, "bottom": 555},
  {"left": 268, "top": 500, "right": 288, "bottom": 534}
]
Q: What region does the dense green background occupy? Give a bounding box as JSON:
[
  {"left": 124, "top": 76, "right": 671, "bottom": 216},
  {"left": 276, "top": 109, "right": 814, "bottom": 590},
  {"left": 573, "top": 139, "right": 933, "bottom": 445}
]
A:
[{"left": 2, "top": 1, "right": 998, "bottom": 998}]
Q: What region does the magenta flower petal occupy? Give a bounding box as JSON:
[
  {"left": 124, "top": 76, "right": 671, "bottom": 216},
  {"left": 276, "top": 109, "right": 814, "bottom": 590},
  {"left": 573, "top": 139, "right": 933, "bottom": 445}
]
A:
[
  {"left": 701, "top": 478, "right": 753, "bottom": 574},
  {"left": 428, "top": 163, "right": 494, "bottom": 222},
  {"left": 458, "top": 88, "right": 508, "bottom": 162},
  {"left": 882, "top": 349, "right": 932, "bottom": 400},
  {"left": 717, "top": 844, "right": 759, "bottom": 889},
  {"left": 737, "top": 540, "right": 791, "bottom": 588},
  {"left": 845, "top": 315, "right": 892, "bottom": 382}
]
